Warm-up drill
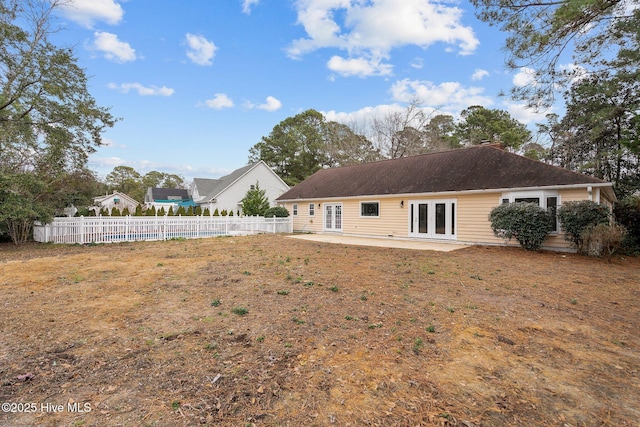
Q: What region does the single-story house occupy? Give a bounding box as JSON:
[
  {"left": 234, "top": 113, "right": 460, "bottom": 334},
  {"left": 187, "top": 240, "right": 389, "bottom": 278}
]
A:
[
  {"left": 92, "top": 191, "right": 140, "bottom": 215},
  {"left": 276, "top": 144, "right": 616, "bottom": 251},
  {"left": 192, "top": 160, "right": 289, "bottom": 214}
]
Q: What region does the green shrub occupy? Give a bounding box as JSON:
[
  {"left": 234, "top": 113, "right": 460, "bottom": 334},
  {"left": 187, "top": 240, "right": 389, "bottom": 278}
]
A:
[
  {"left": 167, "top": 206, "right": 175, "bottom": 216},
  {"left": 134, "top": 205, "right": 143, "bottom": 216},
  {"left": 213, "top": 208, "right": 219, "bottom": 216},
  {"left": 557, "top": 200, "right": 610, "bottom": 251},
  {"left": 489, "top": 202, "right": 553, "bottom": 251},
  {"left": 264, "top": 206, "right": 290, "bottom": 218},
  {"left": 175, "top": 206, "right": 186, "bottom": 216},
  {"left": 195, "top": 206, "right": 202, "bottom": 216},
  {"left": 146, "top": 206, "right": 156, "bottom": 216},
  {"left": 581, "top": 223, "right": 627, "bottom": 258},
  {"left": 122, "top": 207, "right": 130, "bottom": 216},
  {"left": 203, "top": 208, "right": 210, "bottom": 216},
  {"left": 220, "top": 209, "right": 228, "bottom": 216},
  {"left": 157, "top": 207, "right": 166, "bottom": 216},
  {"left": 110, "top": 207, "right": 121, "bottom": 216}
]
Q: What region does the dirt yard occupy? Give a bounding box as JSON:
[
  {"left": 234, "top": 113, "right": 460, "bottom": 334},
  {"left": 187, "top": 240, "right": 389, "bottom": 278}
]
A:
[{"left": 0, "top": 234, "right": 638, "bottom": 426}]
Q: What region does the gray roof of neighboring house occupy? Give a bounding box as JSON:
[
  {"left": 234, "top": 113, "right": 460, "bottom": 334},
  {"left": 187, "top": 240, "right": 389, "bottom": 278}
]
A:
[
  {"left": 197, "top": 163, "right": 257, "bottom": 203},
  {"left": 149, "top": 188, "right": 190, "bottom": 201},
  {"left": 276, "top": 145, "right": 613, "bottom": 201}
]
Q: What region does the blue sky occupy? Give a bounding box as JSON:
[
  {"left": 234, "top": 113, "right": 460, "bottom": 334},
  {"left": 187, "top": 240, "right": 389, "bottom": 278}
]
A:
[{"left": 51, "top": 0, "right": 557, "bottom": 182}]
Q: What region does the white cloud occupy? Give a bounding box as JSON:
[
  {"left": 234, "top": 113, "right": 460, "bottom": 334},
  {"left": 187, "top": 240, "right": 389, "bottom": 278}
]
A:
[
  {"left": 205, "top": 93, "right": 234, "bottom": 109},
  {"left": 513, "top": 67, "right": 537, "bottom": 87},
  {"left": 558, "top": 63, "right": 589, "bottom": 86},
  {"left": 327, "top": 55, "right": 393, "bottom": 77},
  {"left": 242, "top": 0, "right": 260, "bottom": 14},
  {"left": 257, "top": 96, "right": 282, "bottom": 112},
  {"left": 185, "top": 34, "right": 217, "bottom": 66},
  {"left": 390, "top": 78, "right": 494, "bottom": 115},
  {"left": 108, "top": 82, "right": 175, "bottom": 96},
  {"left": 472, "top": 68, "right": 489, "bottom": 81},
  {"left": 91, "top": 32, "right": 136, "bottom": 62},
  {"left": 287, "top": 0, "right": 478, "bottom": 77},
  {"left": 89, "top": 156, "right": 127, "bottom": 171},
  {"left": 410, "top": 57, "right": 424, "bottom": 69},
  {"left": 57, "top": 0, "right": 124, "bottom": 28},
  {"left": 504, "top": 102, "right": 556, "bottom": 125}
]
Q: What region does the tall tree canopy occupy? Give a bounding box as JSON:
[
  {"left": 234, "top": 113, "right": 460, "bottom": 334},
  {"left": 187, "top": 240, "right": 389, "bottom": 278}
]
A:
[
  {"left": 455, "top": 106, "right": 531, "bottom": 150},
  {"left": 550, "top": 73, "right": 639, "bottom": 196},
  {"left": 471, "top": 0, "right": 638, "bottom": 108},
  {"left": 249, "top": 109, "right": 330, "bottom": 185},
  {"left": 0, "top": 0, "right": 116, "bottom": 243}
]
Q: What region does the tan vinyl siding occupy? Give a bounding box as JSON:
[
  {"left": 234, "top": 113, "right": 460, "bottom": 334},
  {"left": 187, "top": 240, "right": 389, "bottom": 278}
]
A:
[
  {"left": 342, "top": 198, "right": 407, "bottom": 237},
  {"left": 285, "top": 202, "right": 323, "bottom": 233},
  {"left": 456, "top": 193, "right": 504, "bottom": 245},
  {"left": 282, "top": 185, "right": 609, "bottom": 251}
]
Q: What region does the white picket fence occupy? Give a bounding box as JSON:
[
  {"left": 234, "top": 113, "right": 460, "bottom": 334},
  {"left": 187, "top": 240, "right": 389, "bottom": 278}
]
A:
[{"left": 33, "top": 215, "right": 293, "bottom": 244}]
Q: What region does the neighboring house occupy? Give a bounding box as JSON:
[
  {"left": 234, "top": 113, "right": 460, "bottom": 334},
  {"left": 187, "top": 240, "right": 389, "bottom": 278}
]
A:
[
  {"left": 145, "top": 187, "right": 196, "bottom": 211},
  {"left": 192, "top": 161, "right": 289, "bottom": 214},
  {"left": 276, "top": 144, "right": 617, "bottom": 251},
  {"left": 92, "top": 191, "right": 139, "bottom": 215}
]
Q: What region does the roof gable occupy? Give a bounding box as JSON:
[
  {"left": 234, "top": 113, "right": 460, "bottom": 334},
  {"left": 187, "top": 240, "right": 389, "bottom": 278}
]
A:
[
  {"left": 93, "top": 191, "right": 139, "bottom": 205},
  {"left": 277, "top": 145, "right": 610, "bottom": 201},
  {"left": 193, "top": 178, "right": 221, "bottom": 198},
  {"left": 197, "top": 161, "right": 288, "bottom": 202}
]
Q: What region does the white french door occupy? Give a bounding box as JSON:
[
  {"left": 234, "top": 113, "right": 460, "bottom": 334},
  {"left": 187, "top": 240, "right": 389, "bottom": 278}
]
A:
[
  {"left": 408, "top": 199, "right": 456, "bottom": 240},
  {"left": 324, "top": 203, "right": 343, "bottom": 232}
]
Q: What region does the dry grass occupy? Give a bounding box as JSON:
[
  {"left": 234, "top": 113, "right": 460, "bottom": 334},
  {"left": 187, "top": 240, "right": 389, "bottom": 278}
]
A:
[{"left": 0, "top": 234, "right": 638, "bottom": 426}]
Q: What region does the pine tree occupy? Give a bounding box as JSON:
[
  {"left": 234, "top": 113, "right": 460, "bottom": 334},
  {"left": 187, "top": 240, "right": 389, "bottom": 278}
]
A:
[{"left": 240, "top": 182, "right": 270, "bottom": 216}]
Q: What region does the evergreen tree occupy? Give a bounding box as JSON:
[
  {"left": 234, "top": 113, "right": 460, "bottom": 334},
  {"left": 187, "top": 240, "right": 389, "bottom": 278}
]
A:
[{"left": 240, "top": 182, "right": 270, "bottom": 216}]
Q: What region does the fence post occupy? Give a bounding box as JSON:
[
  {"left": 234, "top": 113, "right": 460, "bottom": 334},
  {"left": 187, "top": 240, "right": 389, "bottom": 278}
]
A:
[{"left": 79, "top": 216, "right": 85, "bottom": 245}]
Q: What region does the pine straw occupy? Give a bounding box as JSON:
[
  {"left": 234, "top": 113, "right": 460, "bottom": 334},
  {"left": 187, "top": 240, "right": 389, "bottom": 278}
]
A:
[{"left": 0, "top": 234, "right": 638, "bottom": 426}]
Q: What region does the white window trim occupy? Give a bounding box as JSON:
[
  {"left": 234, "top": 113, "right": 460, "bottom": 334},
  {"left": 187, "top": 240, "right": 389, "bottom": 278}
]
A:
[
  {"left": 500, "top": 191, "right": 561, "bottom": 234},
  {"left": 292, "top": 203, "right": 298, "bottom": 216},
  {"left": 359, "top": 200, "right": 380, "bottom": 218},
  {"left": 309, "top": 203, "right": 315, "bottom": 217}
]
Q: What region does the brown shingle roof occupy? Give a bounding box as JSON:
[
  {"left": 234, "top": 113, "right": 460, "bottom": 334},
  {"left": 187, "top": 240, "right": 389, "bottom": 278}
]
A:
[{"left": 276, "top": 145, "right": 609, "bottom": 201}]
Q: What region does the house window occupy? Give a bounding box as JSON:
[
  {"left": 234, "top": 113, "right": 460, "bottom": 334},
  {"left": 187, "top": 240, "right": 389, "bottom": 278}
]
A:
[
  {"left": 250, "top": 185, "right": 255, "bottom": 190},
  {"left": 501, "top": 192, "right": 560, "bottom": 233},
  {"left": 292, "top": 203, "right": 298, "bottom": 216},
  {"left": 309, "top": 203, "right": 315, "bottom": 217},
  {"left": 114, "top": 198, "right": 120, "bottom": 204},
  {"left": 360, "top": 201, "right": 380, "bottom": 217}
]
